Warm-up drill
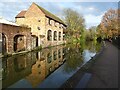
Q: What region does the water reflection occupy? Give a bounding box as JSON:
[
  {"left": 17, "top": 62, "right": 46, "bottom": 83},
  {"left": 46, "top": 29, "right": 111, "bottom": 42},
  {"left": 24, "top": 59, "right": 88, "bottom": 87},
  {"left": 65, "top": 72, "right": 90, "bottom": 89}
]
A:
[
  {"left": 1, "top": 41, "right": 101, "bottom": 88},
  {"left": 63, "top": 43, "right": 83, "bottom": 73}
]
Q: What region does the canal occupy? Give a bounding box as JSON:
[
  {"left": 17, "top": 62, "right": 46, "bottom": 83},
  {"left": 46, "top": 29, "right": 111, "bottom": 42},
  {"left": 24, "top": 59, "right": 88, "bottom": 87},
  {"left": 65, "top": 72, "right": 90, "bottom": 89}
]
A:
[{"left": 1, "top": 41, "right": 101, "bottom": 88}]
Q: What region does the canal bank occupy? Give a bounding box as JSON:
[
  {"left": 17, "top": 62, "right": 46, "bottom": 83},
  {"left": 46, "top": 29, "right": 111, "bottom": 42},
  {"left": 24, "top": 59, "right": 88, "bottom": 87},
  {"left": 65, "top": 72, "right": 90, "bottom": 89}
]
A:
[{"left": 60, "top": 41, "right": 118, "bottom": 88}]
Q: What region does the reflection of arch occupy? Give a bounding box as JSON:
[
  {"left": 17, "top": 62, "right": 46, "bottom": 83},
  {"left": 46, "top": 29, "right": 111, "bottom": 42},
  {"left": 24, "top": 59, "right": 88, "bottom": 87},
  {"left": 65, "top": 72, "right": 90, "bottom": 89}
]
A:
[
  {"left": 2, "top": 58, "right": 8, "bottom": 80},
  {"left": 63, "top": 48, "right": 66, "bottom": 59},
  {"left": 31, "top": 35, "right": 38, "bottom": 49},
  {"left": 14, "top": 35, "right": 25, "bottom": 52},
  {"left": 1, "top": 33, "right": 7, "bottom": 54},
  {"left": 53, "top": 51, "right": 57, "bottom": 60},
  {"left": 47, "top": 30, "right": 52, "bottom": 41},
  {"left": 47, "top": 53, "right": 52, "bottom": 63},
  {"left": 14, "top": 56, "right": 26, "bottom": 72},
  {"left": 54, "top": 31, "right": 57, "bottom": 41},
  {"left": 58, "top": 49, "right": 61, "bottom": 58},
  {"left": 59, "top": 32, "right": 61, "bottom": 41}
]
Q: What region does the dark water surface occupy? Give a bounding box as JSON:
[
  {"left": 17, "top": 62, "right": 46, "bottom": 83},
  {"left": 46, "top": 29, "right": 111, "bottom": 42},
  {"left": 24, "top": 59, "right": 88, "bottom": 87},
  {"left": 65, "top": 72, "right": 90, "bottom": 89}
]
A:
[{"left": 1, "top": 41, "right": 101, "bottom": 88}]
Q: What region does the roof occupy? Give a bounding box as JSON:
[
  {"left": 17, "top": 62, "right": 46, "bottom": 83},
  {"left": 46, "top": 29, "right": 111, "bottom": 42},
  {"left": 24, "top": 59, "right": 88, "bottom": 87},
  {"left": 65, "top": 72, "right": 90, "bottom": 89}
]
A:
[
  {"left": 34, "top": 3, "right": 66, "bottom": 26},
  {"left": 0, "top": 17, "right": 19, "bottom": 26},
  {"left": 15, "top": 10, "right": 27, "bottom": 18},
  {"left": 15, "top": 3, "right": 66, "bottom": 26}
]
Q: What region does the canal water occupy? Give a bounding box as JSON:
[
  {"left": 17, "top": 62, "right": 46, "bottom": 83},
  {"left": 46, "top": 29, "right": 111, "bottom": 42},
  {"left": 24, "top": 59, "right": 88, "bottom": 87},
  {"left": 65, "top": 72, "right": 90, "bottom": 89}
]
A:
[{"left": 1, "top": 41, "right": 101, "bottom": 89}]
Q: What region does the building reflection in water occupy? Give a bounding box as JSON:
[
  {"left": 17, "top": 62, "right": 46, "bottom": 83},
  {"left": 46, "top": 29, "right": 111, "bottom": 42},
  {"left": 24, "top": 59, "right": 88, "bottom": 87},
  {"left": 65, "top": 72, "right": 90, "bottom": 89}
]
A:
[
  {"left": 2, "top": 41, "right": 100, "bottom": 88},
  {"left": 26, "top": 45, "right": 66, "bottom": 88},
  {"left": 2, "top": 45, "right": 66, "bottom": 88}
]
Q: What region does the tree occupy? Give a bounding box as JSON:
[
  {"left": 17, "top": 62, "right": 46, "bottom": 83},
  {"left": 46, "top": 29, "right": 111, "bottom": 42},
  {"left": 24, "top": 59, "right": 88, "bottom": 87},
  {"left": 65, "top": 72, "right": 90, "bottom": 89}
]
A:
[
  {"left": 84, "top": 26, "right": 97, "bottom": 41},
  {"left": 89, "top": 26, "right": 96, "bottom": 40},
  {"left": 99, "top": 9, "right": 119, "bottom": 39},
  {"left": 63, "top": 8, "right": 85, "bottom": 42}
]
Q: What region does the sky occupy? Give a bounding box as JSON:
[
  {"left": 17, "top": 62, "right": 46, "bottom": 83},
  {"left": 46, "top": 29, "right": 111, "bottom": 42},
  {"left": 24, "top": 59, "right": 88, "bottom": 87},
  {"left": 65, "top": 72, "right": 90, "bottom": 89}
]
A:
[{"left": 0, "top": 0, "right": 119, "bottom": 29}]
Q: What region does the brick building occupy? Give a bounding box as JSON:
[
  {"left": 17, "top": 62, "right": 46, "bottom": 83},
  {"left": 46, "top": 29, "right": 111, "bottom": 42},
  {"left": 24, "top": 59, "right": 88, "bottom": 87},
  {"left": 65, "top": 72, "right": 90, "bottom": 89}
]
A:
[
  {"left": 0, "top": 18, "right": 31, "bottom": 54},
  {"left": 15, "top": 2, "right": 66, "bottom": 48}
]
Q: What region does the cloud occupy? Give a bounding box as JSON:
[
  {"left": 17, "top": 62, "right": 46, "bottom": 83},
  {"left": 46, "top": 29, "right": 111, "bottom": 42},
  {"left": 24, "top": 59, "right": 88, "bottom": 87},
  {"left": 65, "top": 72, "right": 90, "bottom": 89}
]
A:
[
  {"left": 1, "top": 0, "right": 119, "bottom": 2},
  {"left": 88, "top": 7, "right": 96, "bottom": 11},
  {"left": 84, "top": 13, "right": 104, "bottom": 29},
  {"left": 0, "top": 2, "right": 31, "bottom": 21},
  {"left": 0, "top": 1, "right": 117, "bottom": 29}
]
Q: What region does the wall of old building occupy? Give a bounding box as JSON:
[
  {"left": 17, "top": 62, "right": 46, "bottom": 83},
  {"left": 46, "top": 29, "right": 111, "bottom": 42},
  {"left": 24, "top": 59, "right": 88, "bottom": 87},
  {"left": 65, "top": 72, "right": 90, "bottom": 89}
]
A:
[
  {"left": 0, "top": 23, "right": 31, "bottom": 54},
  {"left": 44, "top": 17, "right": 64, "bottom": 47},
  {"left": 16, "top": 3, "right": 46, "bottom": 47},
  {"left": 15, "top": 3, "right": 65, "bottom": 48}
]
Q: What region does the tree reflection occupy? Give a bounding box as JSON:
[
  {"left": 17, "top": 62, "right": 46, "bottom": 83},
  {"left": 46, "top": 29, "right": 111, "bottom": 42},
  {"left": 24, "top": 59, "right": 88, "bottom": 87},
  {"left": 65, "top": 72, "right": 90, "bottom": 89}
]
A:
[
  {"left": 63, "top": 41, "right": 101, "bottom": 73},
  {"left": 63, "top": 43, "right": 83, "bottom": 73}
]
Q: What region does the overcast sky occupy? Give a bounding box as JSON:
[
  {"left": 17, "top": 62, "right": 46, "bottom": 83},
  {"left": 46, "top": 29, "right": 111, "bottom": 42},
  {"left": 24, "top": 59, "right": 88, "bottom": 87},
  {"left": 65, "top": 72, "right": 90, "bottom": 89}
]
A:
[{"left": 0, "top": 0, "right": 119, "bottom": 29}]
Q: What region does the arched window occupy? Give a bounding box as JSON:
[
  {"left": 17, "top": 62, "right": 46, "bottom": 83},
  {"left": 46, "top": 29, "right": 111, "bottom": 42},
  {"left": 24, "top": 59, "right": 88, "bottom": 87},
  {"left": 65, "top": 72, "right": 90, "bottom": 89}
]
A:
[
  {"left": 2, "top": 33, "right": 7, "bottom": 54},
  {"left": 47, "top": 30, "right": 52, "bottom": 41},
  {"left": 54, "top": 31, "right": 57, "bottom": 41},
  {"left": 14, "top": 35, "right": 25, "bottom": 52},
  {"left": 59, "top": 32, "right": 61, "bottom": 41}
]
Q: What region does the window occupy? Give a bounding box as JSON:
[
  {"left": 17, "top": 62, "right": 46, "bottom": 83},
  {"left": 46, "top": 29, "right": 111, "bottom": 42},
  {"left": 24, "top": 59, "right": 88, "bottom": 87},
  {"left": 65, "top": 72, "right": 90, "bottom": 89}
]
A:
[
  {"left": 37, "top": 27, "right": 40, "bottom": 30},
  {"left": 38, "top": 19, "right": 41, "bottom": 22},
  {"left": 48, "top": 18, "right": 52, "bottom": 25},
  {"left": 59, "top": 32, "right": 61, "bottom": 41},
  {"left": 63, "top": 35, "right": 65, "bottom": 41},
  {"left": 54, "top": 31, "right": 57, "bottom": 41},
  {"left": 38, "top": 64, "right": 41, "bottom": 68},
  {"left": 48, "top": 18, "right": 50, "bottom": 25},
  {"left": 18, "top": 37, "right": 23, "bottom": 42},
  {"left": 19, "top": 37, "right": 22, "bottom": 41},
  {"left": 47, "top": 30, "right": 52, "bottom": 41},
  {"left": 55, "top": 22, "right": 57, "bottom": 27}
]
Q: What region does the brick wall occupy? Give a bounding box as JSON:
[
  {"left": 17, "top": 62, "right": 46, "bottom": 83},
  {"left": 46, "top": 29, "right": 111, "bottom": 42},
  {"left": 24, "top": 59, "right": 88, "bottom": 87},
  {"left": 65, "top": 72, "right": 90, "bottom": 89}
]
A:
[
  {"left": 16, "top": 3, "right": 65, "bottom": 48},
  {"left": 0, "top": 23, "right": 31, "bottom": 54}
]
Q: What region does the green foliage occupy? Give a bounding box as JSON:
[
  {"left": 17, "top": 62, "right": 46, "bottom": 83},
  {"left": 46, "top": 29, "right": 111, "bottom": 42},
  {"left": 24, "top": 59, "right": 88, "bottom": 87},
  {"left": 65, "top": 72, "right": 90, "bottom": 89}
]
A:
[
  {"left": 63, "top": 41, "right": 102, "bottom": 73},
  {"left": 84, "top": 26, "right": 97, "bottom": 41},
  {"left": 63, "top": 8, "right": 85, "bottom": 42},
  {"left": 64, "top": 44, "right": 83, "bottom": 73}
]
